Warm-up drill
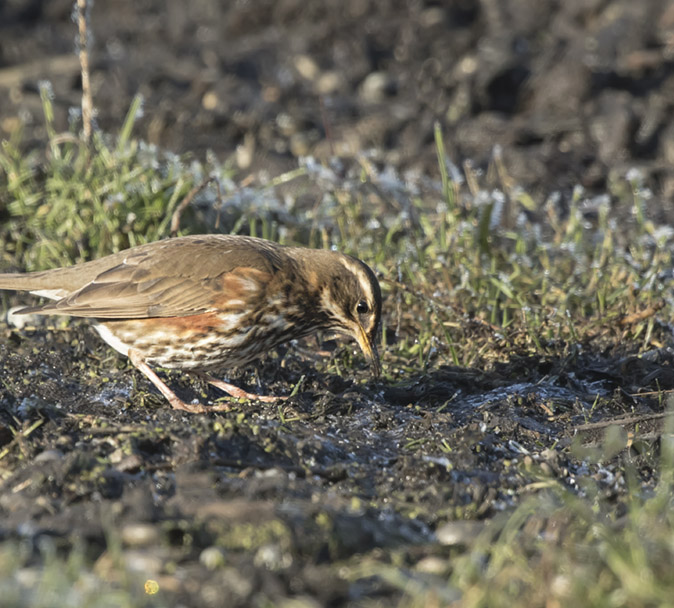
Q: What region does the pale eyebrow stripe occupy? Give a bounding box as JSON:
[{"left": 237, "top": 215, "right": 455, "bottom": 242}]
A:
[{"left": 337, "top": 257, "right": 375, "bottom": 307}]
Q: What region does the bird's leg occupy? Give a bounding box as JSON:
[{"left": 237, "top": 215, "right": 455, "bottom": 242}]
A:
[
  {"left": 128, "top": 349, "right": 282, "bottom": 412},
  {"left": 128, "top": 349, "right": 231, "bottom": 413},
  {"left": 191, "top": 371, "right": 286, "bottom": 403}
]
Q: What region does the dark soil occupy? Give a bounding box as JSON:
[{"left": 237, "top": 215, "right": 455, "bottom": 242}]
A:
[
  {"left": 1, "top": 1, "right": 673, "bottom": 605},
  {"left": 0, "top": 318, "right": 671, "bottom": 605}
]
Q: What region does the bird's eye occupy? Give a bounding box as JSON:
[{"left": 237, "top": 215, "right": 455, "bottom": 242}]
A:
[{"left": 356, "top": 300, "right": 369, "bottom": 314}]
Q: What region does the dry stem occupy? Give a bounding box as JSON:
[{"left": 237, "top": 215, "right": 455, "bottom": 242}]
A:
[{"left": 77, "top": 0, "right": 93, "bottom": 140}]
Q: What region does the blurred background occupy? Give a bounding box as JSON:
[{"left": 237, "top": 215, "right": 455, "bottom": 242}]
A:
[{"left": 2, "top": 0, "right": 674, "bottom": 208}]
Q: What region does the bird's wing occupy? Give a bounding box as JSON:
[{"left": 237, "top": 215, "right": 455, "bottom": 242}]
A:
[{"left": 18, "top": 237, "right": 283, "bottom": 319}]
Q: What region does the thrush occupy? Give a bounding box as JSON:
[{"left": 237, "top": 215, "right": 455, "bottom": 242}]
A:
[{"left": 0, "top": 235, "right": 382, "bottom": 413}]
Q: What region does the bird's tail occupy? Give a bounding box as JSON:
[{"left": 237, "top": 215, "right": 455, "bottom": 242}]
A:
[{"left": 0, "top": 271, "right": 69, "bottom": 300}]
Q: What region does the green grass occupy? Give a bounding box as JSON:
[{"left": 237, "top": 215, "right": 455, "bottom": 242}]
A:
[
  {"left": 0, "top": 87, "right": 224, "bottom": 271},
  {"left": 343, "top": 420, "right": 674, "bottom": 608},
  {"left": 443, "top": 425, "right": 674, "bottom": 607},
  {"left": 0, "top": 537, "right": 164, "bottom": 608}
]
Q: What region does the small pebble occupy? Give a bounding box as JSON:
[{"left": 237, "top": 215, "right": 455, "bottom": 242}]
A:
[
  {"left": 416, "top": 555, "right": 448, "bottom": 575},
  {"left": 436, "top": 520, "right": 484, "bottom": 546},
  {"left": 200, "top": 546, "right": 226, "bottom": 570},
  {"left": 121, "top": 523, "right": 160, "bottom": 547},
  {"left": 34, "top": 449, "right": 64, "bottom": 463}
]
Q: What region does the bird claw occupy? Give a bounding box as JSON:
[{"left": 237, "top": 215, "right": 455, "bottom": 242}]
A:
[
  {"left": 168, "top": 398, "right": 232, "bottom": 414},
  {"left": 193, "top": 372, "right": 285, "bottom": 403}
]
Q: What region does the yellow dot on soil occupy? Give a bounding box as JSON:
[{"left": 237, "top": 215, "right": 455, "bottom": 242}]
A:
[{"left": 144, "top": 579, "right": 159, "bottom": 595}]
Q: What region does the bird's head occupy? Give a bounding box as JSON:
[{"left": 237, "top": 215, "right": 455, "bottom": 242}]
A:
[{"left": 309, "top": 250, "right": 382, "bottom": 377}]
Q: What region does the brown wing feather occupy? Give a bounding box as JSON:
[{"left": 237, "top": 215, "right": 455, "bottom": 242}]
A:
[{"left": 16, "top": 235, "right": 288, "bottom": 319}]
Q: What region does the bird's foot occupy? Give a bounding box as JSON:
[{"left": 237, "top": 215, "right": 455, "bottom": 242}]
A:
[{"left": 192, "top": 371, "right": 286, "bottom": 403}]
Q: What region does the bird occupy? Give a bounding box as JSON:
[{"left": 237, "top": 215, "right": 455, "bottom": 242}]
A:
[{"left": 0, "top": 234, "right": 382, "bottom": 413}]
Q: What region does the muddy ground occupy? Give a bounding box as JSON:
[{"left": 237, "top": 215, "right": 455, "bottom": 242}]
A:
[
  {"left": 1, "top": 1, "right": 674, "bottom": 606},
  {"left": 1, "top": 320, "right": 672, "bottom": 605}
]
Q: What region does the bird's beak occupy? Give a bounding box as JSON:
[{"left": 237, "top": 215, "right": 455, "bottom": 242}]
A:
[{"left": 355, "top": 323, "right": 381, "bottom": 379}]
